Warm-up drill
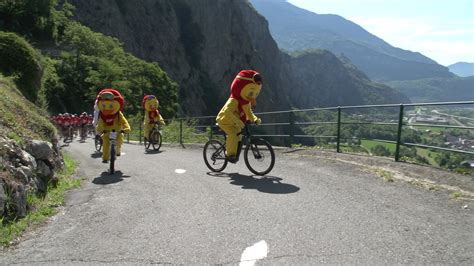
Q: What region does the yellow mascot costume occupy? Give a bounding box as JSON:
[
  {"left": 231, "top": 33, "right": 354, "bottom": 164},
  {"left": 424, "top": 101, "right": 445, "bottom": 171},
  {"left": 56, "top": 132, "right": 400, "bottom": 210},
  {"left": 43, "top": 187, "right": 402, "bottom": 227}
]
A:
[
  {"left": 142, "top": 95, "right": 165, "bottom": 140},
  {"left": 96, "top": 89, "right": 131, "bottom": 162},
  {"left": 216, "top": 70, "right": 262, "bottom": 163}
]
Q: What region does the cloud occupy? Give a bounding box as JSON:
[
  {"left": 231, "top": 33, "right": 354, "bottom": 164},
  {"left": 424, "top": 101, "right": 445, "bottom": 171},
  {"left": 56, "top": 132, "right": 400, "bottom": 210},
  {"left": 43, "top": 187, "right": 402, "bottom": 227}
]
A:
[{"left": 416, "top": 41, "right": 474, "bottom": 65}]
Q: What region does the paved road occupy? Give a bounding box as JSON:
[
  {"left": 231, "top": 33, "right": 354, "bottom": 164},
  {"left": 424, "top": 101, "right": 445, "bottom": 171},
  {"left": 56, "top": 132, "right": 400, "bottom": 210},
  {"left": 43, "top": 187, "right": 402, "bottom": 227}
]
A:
[{"left": 1, "top": 140, "right": 473, "bottom": 264}]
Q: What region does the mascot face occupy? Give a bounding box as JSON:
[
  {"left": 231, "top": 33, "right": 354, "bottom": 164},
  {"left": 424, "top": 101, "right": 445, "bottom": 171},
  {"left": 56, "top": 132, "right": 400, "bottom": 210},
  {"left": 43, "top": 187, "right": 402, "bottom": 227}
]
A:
[
  {"left": 240, "top": 83, "right": 262, "bottom": 106},
  {"left": 98, "top": 92, "right": 121, "bottom": 116},
  {"left": 144, "top": 96, "right": 159, "bottom": 111}
]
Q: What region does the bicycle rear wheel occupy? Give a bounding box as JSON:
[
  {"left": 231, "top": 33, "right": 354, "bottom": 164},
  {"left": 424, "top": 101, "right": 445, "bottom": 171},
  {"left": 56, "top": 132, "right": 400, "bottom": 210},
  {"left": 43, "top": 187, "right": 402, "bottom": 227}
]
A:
[
  {"left": 203, "top": 139, "right": 228, "bottom": 172},
  {"left": 244, "top": 138, "right": 275, "bottom": 176}
]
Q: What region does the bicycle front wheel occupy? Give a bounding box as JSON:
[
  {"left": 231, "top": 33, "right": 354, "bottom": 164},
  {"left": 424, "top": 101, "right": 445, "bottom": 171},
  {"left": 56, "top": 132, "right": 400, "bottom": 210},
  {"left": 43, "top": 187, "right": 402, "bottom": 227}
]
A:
[
  {"left": 150, "top": 130, "right": 162, "bottom": 151},
  {"left": 244, "top": 138, "right": 275, "bottom": 176},
  {"left": 110, "top": 144, "right": 116, "bottom": 174},
  {"left": 203, "top": 139, "right": 228, "bottom": 172}
]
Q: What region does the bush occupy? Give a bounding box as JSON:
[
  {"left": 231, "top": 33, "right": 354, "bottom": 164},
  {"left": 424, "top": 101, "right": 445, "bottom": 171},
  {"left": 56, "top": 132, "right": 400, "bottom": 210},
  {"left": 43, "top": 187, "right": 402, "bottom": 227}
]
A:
[
  {"left": 0, "top": 31, "right": 43, "bottom": 101},
  {"left": 371, "top": 145, "right": 391, "bottom": 157}
]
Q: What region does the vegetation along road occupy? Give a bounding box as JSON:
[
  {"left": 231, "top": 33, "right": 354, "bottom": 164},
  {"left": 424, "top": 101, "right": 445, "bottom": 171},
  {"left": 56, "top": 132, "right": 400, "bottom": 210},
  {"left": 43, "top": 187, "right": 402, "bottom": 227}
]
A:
[{"left": 1, "top": 141, "right": 472, "bottom": 264}]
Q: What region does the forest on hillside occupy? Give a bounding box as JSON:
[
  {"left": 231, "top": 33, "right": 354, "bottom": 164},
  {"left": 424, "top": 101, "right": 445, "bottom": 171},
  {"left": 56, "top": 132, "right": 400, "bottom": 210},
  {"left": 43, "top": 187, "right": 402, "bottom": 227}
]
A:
[{"left": 0, "top": 0, "right": 178, "bottom": 117}]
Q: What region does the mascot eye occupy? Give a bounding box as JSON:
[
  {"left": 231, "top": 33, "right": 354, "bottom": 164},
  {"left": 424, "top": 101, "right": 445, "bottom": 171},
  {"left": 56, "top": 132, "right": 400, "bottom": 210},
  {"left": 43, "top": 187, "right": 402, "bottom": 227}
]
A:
[
  {"left": 101, "top": 104, "right": 106, "bottom": 108},
  {"left": 248, "top": 91, "right": 255, "bottom": 97},
  {"left": 109, "top": 104, "right": 113, "bottom": 108}
]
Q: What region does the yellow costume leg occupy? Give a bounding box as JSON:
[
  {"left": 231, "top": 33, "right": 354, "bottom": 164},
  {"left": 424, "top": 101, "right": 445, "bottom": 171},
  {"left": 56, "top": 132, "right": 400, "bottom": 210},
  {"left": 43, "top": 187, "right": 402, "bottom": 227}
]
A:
[
  {"left": 144, "top": 123, "right": 152, "bottom": 139},
  {"left": 116, "top": 133, "right": 124, "bottom": 155},
  {"left": 102, "top": 134, "right": 110, "bottom": 161},
  {"left": 218, "top": 123, "right": 242, "bottom": 157}
]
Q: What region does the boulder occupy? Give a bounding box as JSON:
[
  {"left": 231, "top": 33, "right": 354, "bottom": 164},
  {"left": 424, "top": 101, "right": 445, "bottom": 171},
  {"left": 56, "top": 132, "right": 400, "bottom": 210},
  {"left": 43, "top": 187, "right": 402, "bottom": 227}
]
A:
[
  {"left": 36, "top": 160, "right": 53, "bottom": 179},
  {"left": 12, "top": 184, "right": 27, "bottom": 218},
  {"left": 19, "top": 150, "right": 37, "bottom": 170},
  {"left": 11, "top": 167, "right": 28, "bottom": 183},
  {"left": 30, "top": 176, "right": 47, "bottom": 194},
  {"left": 26, "top": 140, "right": 53, "bottom": 160}
]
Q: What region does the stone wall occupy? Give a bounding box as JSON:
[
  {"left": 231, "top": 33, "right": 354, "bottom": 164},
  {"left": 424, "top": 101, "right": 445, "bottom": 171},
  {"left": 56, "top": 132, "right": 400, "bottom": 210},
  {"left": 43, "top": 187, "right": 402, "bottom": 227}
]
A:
[{"left": 0, "top": 137, "right": 63, "bottom": 219}]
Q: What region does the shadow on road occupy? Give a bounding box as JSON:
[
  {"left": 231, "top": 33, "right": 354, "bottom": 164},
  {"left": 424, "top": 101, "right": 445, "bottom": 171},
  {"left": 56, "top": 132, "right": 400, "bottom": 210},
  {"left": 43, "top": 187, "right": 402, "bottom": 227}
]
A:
[
  {"left": 90, "top": 152, "right": 102, "bottom": 159},
  {"left": 144, "top": 149, "right": 164, "bottom": 155},
  {"left": 92, "top": 171, "right": 130, "bottom": 185},
  {"left": 207, "top": 172, "right": 300, "bottom": 194}
]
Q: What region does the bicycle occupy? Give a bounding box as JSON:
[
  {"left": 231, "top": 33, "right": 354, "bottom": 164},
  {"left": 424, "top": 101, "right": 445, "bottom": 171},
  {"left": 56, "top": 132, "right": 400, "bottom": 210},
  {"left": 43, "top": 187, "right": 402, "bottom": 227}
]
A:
[
  {"left": 144, "top": 122, "right": 162, "bottom": 151},
  {"left": 203, "top": 122, "right": 275, "bottom": 176}
]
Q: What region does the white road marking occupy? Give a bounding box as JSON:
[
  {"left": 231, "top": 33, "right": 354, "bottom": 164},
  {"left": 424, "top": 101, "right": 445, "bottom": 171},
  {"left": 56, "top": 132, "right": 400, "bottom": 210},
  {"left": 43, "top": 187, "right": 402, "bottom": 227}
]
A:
[
  {"left": 239, "top": 240, "right": 268, "bottom": 266},
  {"left": 175, "top": 169, "right": 187, "bottom": 174}
]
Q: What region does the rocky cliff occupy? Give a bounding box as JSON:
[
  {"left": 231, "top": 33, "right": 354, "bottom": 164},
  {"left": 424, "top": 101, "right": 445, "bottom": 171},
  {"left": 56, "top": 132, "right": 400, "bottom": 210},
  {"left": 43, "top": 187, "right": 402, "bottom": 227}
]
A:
[{"left": 69, "top": 0, "right": 408, "bottom": 115}]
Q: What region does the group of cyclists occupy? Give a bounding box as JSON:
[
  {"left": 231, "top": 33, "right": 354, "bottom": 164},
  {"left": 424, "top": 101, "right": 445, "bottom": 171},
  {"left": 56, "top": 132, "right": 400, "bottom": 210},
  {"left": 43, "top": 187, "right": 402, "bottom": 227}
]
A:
[
  {"left": 50, "top": 112, "right": 94, "bottom": 143},
  {"left": 47, "top": 70, "right": 273, "bottom": 174}
]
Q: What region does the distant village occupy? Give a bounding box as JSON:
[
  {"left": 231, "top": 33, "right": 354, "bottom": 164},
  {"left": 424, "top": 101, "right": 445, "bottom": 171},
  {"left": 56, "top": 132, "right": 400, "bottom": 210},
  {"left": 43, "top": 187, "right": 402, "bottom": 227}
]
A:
[{"left": 407, "top": 110, "right": 474, "bottom": 168}]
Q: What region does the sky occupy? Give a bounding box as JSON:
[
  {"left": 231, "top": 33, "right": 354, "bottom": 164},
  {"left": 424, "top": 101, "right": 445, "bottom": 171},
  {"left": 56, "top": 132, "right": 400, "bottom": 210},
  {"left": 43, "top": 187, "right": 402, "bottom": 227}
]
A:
[{"left": 287, "top": 0, "right": 474, "bottom": 66}]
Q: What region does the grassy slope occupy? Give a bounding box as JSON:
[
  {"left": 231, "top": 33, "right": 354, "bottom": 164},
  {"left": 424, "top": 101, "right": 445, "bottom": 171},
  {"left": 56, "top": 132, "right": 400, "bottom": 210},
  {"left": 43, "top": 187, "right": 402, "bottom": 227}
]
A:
[
  {"left": 0, "top": 76, "right": 83, "bottom": 246},
  {"left": 0, "top": 76, "right": 56, "bottom": 145}
]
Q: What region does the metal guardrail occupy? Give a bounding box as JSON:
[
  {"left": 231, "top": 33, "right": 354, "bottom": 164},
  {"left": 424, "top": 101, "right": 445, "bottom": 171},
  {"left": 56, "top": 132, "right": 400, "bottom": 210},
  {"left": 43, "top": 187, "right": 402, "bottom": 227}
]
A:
[
  {"left": 174, "top": 101, "right": 474, "bottom": 162},
  {"left": 129, "top": 101, "right": 474, "bottom": 162}
]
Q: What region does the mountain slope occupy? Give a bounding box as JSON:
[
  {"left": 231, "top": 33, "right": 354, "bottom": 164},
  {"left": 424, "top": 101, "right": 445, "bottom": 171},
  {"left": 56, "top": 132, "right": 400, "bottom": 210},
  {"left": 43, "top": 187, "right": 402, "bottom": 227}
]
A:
[
  {"left": 250, "top": 0, "right": 454, "bottom": 82},
  {"left": 387, "top": 76, "right": 474, "bottom": 103},
  {"left": 68, "top": 0, "right": 408, "bottom": 116},
  {"left": 449, "top": 62, "right": 474, "bottom": 77}
]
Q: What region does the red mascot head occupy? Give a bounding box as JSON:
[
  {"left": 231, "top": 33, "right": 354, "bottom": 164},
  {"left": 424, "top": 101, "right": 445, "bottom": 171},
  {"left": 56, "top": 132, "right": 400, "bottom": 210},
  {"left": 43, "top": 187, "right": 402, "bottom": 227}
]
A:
[{"left": 230, "top": 70, "right": 263, "bottom": 106}]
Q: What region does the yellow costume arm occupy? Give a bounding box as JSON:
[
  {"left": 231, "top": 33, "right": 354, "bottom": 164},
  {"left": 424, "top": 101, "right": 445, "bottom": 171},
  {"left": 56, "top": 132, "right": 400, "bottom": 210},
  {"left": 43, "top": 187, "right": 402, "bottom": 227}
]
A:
[
  {"left": 218, "top": 98, "right": 245, "bottom": 128},
  {"left": 158, "top": 114, "right": 165, "bottom": 125},
  {"left": 119, "top": 112, "right": 131, "bottom": 133},
  {"left": 242, "top": 103, "right": 260, "bottom": 124},
  {"left": 96, "top": 118, "right": 105, "bottom": 133}
]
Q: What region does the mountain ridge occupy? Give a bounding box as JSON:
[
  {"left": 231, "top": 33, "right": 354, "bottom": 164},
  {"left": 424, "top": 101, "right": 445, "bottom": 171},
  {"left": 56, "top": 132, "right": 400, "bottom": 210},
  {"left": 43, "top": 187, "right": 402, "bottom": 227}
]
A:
[
  {"left": 448, "top": 62, "right": 474, "bottom": 77},
  {"left": 250, "top": 0, "right": 454, "bottom": 82}
]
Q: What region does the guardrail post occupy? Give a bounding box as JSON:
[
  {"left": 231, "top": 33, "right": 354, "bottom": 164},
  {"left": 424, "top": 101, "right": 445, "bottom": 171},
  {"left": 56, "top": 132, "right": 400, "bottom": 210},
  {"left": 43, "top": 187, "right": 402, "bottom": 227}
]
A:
[
  {"left": 139, "top": 121, "right": 142, "bottom": 145},
  {"left": 289, "top": 111, "right": 294, "bottom": 147},
  {"left": 395, "top": 104, "right": 404, "bottom": 162},
  {"left": 336, "top": 107, "right": 341, "bottom": 153},
  {"left": 179, "top": 118, "right": 183, "bottom": 145}
]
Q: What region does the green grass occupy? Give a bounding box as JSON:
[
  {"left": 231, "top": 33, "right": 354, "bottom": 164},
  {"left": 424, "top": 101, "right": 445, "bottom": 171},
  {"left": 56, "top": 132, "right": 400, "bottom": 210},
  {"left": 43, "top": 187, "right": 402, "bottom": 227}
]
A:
[
  {"left": 0, "top": 76, "right": 57, "bottom": 144},
  {"left": 371, "top": 168, "right": 395, "bottom": 182},
  {"left": 0, "top": 154, "right": 83, "bottom": 247},
  {"left": 415, "top": 147, "right": 439, "bottom": 167},
  {"left": 360, "top": 140, "right": 396, "bottom": 153}
]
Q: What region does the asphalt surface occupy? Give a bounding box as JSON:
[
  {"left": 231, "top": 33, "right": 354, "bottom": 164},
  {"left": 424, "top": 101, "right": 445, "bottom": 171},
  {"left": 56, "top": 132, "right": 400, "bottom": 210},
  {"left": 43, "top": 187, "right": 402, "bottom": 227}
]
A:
[{"left": 1, "top": 140, "right": 473, "bottom": 264}]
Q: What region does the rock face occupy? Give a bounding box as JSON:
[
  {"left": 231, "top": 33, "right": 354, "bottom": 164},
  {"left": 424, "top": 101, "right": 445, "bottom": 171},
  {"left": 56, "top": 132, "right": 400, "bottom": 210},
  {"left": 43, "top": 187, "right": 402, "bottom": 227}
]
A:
[
  {"left": 0, "top": 136, "right": 63, "bottom": 219},
  {"left": 69, "top": 0, "right": 408, "bottom": 116}
]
